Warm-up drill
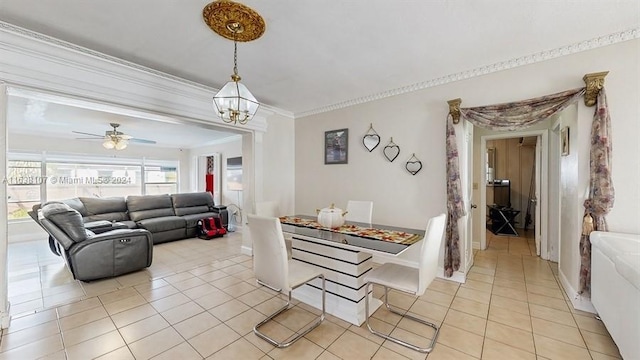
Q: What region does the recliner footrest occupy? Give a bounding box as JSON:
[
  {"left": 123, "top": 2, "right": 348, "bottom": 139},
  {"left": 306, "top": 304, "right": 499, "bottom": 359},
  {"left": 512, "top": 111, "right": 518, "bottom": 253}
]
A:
[{"left": 197, "top": 217, "right": 227, "bottom": 239}]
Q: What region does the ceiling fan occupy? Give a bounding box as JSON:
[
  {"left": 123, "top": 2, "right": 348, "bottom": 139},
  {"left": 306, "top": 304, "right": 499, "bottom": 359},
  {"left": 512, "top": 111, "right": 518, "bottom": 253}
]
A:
[{"left": 73, "top": 123, "right": 156, "bottom": 150}]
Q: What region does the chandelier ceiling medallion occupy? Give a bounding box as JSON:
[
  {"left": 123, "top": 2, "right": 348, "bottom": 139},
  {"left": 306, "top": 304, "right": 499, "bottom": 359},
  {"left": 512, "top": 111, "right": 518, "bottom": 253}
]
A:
[{"left": 203, "top": 0, "right": 265, "bottom": 125}]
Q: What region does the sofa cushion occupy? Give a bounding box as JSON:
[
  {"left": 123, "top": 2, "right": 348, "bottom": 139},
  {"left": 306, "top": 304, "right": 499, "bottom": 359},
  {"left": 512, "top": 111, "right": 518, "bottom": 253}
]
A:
[
  {"left": 171, "top": 192, "right": 215, "bottom": 216},
  {"left": 61, "top": 198, "right": 88, "bottom": 216},
  {"left": 41, "top": 203, "right": 88, "bottom": 243},
  {"left": 127, "top": 195, "right": 175, "bottom": 221},
  {"left": 181, "top": 212, "right": 218, "bottom": 228},
  {"left": 137, "top": 216, "right": 186, "bottom": 233},
  {"left": 80, "top": 197, "right": 129, "bottom": 222}
]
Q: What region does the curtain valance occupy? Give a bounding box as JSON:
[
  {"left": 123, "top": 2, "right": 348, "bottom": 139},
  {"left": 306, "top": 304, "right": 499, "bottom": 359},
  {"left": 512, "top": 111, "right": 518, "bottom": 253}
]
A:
[
  {"left": 460, "top": 87, "right": 585, "bottom": 130},
  {"left": 444, "top": 85, "right": 613, "bottom": 287}
]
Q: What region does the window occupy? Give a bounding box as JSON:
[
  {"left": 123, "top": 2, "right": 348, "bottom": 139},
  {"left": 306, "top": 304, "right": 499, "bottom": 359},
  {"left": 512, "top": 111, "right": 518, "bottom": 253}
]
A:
[
  {"left": 7, "top": 153, "right": 180, "bottom": 220},
  {"left": 144, "top": 165, "right": 178, "bottom": 195},
  {"left": 7, "top": 160, "right": 42, "bottom": 219},
  {"left": 46, "top": 162, "right": 142, "bottom": 201}
]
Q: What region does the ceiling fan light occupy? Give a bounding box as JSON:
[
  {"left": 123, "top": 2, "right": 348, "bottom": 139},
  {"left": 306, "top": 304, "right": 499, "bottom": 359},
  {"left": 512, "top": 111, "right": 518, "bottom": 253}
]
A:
[
  {"left": 115, "top": 139, "right": 128, "bottom": 150},
  {"left": 103, "top": 139, "right": 116, "bottom": 149}
]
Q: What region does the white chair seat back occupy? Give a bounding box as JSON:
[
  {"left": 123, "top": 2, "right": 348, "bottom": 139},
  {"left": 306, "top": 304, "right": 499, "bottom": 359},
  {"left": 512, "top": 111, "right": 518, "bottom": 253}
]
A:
[
  {"left": 417, "top": 213, "right": 447, "bottom": 295},
  {"left": 255, "top": 201, "right": 280, "bottom": 217},
  {"left": 248, "top": 214, "right": 290, "bottom": 292},
  {"left": 345, "top": 200, "right": 373, "bottom": 224}
]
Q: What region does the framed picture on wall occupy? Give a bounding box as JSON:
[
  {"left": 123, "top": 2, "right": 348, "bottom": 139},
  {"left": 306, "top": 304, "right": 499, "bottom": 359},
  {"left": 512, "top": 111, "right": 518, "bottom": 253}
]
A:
[
  {"left": 324, "top": 128, "right": 349, "bottom": 164},
  {"left": 561, "top": 127, "right": 570, "bottom": 156}
]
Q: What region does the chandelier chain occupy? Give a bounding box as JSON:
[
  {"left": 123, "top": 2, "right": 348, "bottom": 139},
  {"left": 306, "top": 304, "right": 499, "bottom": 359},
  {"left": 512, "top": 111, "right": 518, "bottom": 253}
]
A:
[{"left": 233, "top": 32, "right": 239, "bottom": 77}]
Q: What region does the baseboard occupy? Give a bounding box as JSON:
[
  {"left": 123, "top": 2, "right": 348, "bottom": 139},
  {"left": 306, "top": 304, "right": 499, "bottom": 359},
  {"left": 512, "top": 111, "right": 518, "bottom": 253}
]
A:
[
  {"left": 472, "top": 241, "right": 481, "bottom": 249},
  {"left": 0, "top": 302, "right": 11, "bottom": 329},
  {"left": 558, "top": 269, "right": 596, "bottom": 314},
  {"left": 9, "top": 233, "right": 43, "bottom": 243},
  {"left": 438, "top": 268, "right": 466, "bottom": 284},
  {"left": 240, "top": 245, "right": 253, "bottom": 256}
]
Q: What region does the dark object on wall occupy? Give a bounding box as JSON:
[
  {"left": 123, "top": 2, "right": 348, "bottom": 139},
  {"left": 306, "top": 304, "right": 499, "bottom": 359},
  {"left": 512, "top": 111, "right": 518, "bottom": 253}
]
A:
[
  {"left": 325, "top": 128, "right": 349, "bottom": 164},
  {"left": 561, "top": 126, "right": 570, "bottom": 156}
]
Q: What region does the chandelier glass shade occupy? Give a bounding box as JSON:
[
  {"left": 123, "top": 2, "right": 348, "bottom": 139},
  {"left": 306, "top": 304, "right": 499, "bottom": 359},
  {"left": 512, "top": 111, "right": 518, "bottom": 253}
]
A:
[
  {"left": 213, "top": 71, "right": 259, "bottom": 125},
  {"left": 204, "top": 0, "right": 265, "bottom": 125}
]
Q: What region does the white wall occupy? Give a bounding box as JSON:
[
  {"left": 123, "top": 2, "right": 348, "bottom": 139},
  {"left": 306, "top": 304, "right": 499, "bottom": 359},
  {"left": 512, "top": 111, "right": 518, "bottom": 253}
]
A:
[
  {"left": 260, "top": 113, "right": 295, "bottom": 216},
  {"left": 189, "top": 137, "right": 243, "bottom": 208},
  {"left": 295, "top": 39, "right": 640, "bottom": 293},
  {"left": 296, "top": 98, "right": 448, "bottom": 230}
]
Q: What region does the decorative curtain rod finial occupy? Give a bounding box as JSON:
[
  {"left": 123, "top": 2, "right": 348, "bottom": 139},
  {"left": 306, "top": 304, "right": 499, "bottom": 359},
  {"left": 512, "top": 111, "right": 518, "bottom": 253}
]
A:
[
  {"left": 583, "top": 71, "right": 608, "bottom": 107},
  {"left": 447, "top": 98, "right": 462, "bottom": 124}
]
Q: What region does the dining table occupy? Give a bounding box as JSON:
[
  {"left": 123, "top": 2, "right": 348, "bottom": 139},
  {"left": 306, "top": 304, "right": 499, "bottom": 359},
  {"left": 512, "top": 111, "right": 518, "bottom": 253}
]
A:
[{"left": 279, "top": 215, "right": 425, "bottom": 326}]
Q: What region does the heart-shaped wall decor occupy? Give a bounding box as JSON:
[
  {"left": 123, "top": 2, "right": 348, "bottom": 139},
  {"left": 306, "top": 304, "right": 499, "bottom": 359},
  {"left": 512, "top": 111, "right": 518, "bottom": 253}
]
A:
[
  {"left": 362, "top": 123, "right": 380, "bottom": 152},
  {"left": 384, "top": 144, "right": 400, "bottom": 162},
  {"left": 405, "top": 153, "right": 423, "bottom": 175},
  {"left": 383, "top": 137, "right": 400, "bottom": 162},
  {"left": 363, "top": 134, "right": 380, "bottom": 152}
]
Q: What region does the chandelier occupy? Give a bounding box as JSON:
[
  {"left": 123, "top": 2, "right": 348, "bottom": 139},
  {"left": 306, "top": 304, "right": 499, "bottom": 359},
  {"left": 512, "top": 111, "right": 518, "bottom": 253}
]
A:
[{"left": 203, "top": 0, "right": 265, "bottom": 125}]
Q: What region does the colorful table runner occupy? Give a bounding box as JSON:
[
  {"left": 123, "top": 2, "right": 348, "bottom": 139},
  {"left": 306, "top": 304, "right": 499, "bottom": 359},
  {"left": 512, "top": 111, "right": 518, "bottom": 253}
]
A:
[{"left": 279, "top": 216, "right": 422, "bottom": 245}]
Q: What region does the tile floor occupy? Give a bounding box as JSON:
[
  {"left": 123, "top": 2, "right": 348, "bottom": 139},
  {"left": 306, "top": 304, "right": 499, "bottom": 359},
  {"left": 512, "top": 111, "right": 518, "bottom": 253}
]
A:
[{"left": 0, "top": 229, "right": 622, "bottom": 359}]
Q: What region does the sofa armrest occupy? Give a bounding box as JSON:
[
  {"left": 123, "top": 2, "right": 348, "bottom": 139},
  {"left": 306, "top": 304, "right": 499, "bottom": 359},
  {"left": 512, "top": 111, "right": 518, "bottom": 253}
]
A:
[
  {"left": 68, "top": 228, "right": 153, "bottom": 281},
  {"left": 85, "top": 228, "right": 152, "bottom": 243},
  {"left": 85, "top": 220, "right": 115, "bottom": 234}
]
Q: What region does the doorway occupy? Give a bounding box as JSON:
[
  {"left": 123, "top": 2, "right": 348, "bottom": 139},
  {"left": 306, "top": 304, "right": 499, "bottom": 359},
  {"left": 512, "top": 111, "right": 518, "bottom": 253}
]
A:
[{"left": 476, "top": 129, "right": 551, "bottom": 260}]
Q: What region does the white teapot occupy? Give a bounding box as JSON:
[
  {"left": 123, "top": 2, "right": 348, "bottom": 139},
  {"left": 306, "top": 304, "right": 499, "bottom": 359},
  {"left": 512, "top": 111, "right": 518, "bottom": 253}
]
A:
[{"left": 316, "top": 203, "right": 348, "bottom": 229}]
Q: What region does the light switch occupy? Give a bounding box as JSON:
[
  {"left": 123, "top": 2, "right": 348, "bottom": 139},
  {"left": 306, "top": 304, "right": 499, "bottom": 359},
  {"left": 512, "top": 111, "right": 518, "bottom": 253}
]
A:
[{"left": 473, "top": 182, "right": 478, "bottom": 190}]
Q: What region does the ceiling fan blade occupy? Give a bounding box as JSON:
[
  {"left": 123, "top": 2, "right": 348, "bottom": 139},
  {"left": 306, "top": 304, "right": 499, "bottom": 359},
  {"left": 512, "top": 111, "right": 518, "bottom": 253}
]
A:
[
  {"left": 130, "top": 138, "right": 157, "bottom": 144},
  {"left": 72, "top": 130, "right": 103, "bottom": 137},
  {"left": 75, "top": 137, "right": 102, "bottom": 140}
]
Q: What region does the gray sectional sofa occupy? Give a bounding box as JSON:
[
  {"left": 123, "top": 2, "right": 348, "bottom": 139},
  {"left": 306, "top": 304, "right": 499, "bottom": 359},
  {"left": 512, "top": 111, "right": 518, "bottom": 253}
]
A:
[
  {"left": 48, "top": 192, "right": 227, "bottom": 244},
  {"left": 31, "top": 192, "right": 228, "bottom": 281}
]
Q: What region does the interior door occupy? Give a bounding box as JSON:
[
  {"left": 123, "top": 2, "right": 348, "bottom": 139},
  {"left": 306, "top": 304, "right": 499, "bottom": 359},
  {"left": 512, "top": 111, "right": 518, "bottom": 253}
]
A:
[
  {"left": 460, "top": 120, "right": 474, "bottom": 272},
  {"left": 535, "top": 135, "right": 543, "bottom": 257}
]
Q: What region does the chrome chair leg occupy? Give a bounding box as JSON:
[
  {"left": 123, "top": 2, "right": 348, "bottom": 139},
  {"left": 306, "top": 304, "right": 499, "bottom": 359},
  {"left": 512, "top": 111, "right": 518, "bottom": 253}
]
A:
[
  {"left": 365, "top": 282, "right": 440, "bottom": 353},
  {"left": 254, "top": 274, "right": 326, "bottom": 348}
]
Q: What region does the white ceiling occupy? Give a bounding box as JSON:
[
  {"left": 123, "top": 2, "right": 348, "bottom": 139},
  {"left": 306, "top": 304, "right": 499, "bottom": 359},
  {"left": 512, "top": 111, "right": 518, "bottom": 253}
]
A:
[
  {"left": 7, "top": 96, "right": 242, "bottom": 149},
  {"left": 1, "top": 1, "right": 638, "bottom": 148}
]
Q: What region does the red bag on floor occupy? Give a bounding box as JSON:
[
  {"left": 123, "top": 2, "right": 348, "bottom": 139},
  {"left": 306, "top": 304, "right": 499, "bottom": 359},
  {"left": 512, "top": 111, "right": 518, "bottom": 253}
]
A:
[{"left": 197, "top": 217, "right": 227, "bottom": 239}]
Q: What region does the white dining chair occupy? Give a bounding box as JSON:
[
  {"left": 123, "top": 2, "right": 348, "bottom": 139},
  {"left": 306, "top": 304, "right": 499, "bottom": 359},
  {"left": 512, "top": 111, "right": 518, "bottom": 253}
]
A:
[
  {"left": 363, "top": 213, "right": 447, "bottom": 353},
  {"left": 255, "top": 200, "right": 280, "bottom": 217},
  {"left": 345, "top": 200, "right": 373, "bottom": 224},
  {"left": 248, "top": 214, "right": 326, "bottom": 348},
  {"left": 255, "top": 200, "right": 292, "bottom": 258}
]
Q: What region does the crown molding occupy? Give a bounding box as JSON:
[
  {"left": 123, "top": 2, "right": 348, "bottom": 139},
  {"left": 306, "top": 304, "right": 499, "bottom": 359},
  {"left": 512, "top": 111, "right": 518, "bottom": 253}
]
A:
[
  {"left": 295, "top": 27, "right": 640, "bottom": 118},
  {"left": 1, "top": 21, "right": 636, "bottom": 120},
  {"left": 0, "top": 21, "right": 294, "bottom": 120}
]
